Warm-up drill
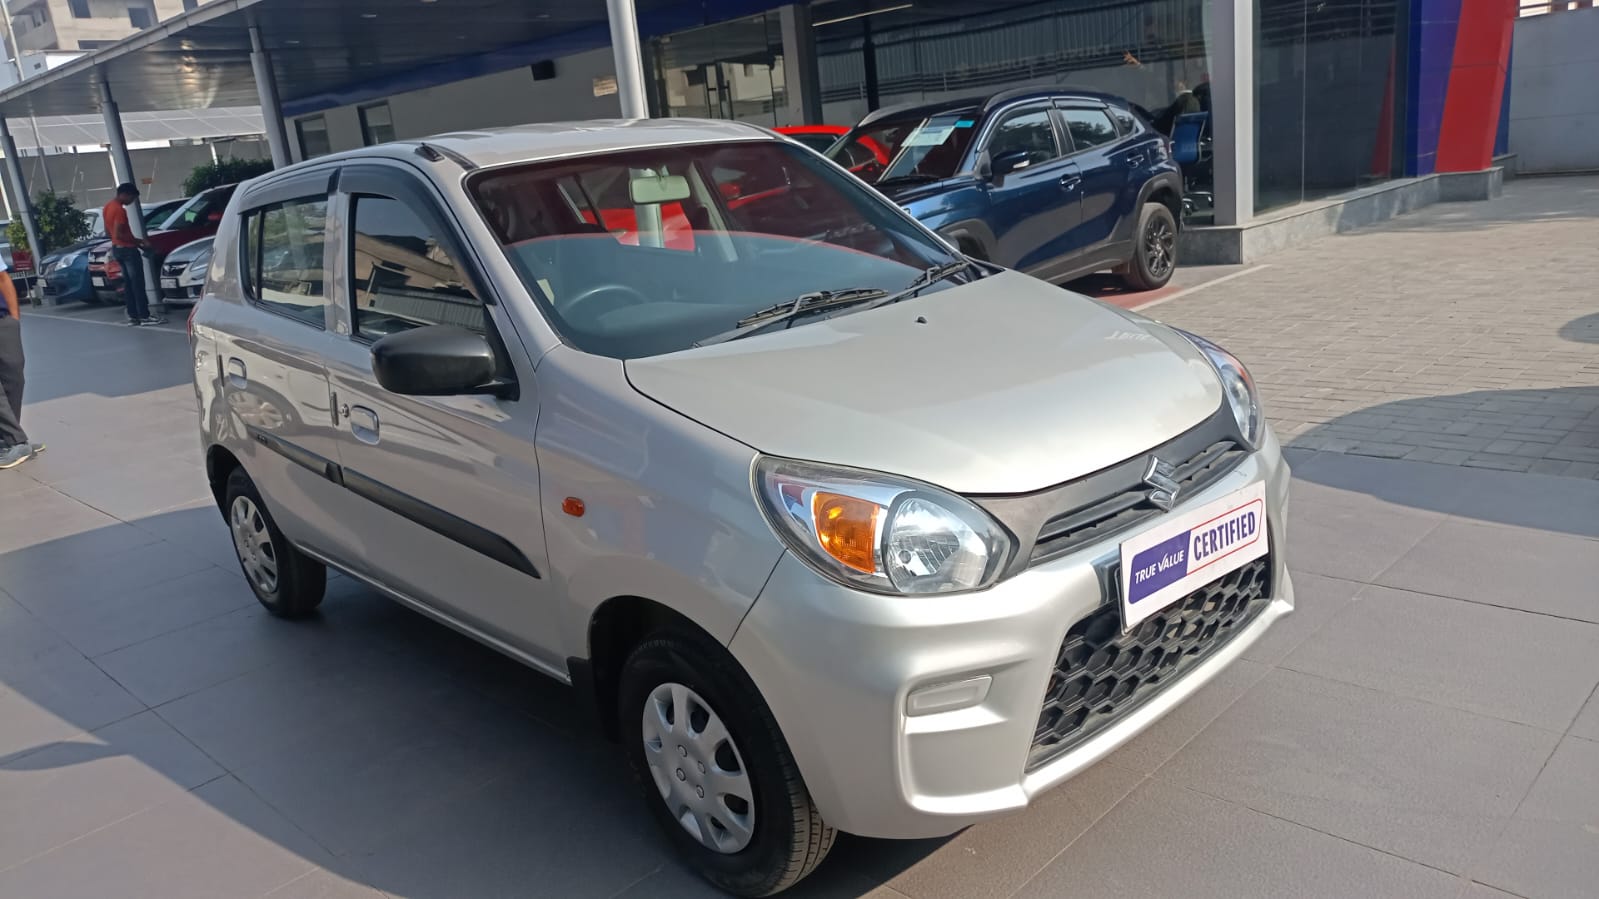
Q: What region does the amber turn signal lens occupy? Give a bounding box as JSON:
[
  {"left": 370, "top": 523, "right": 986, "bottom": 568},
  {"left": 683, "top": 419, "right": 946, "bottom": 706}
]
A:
[
  {"left": 812, "top": 492, "right": 880, "bottom": 573},
  {"left": 562, "top": 497, "right": 585, "bottom": 517}
]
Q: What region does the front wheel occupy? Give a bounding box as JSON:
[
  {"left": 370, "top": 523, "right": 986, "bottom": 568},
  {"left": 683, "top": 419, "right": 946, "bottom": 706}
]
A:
[
  {"left": 1118, "top": 202, "right": 1179, "bottom": 291},
  {"left": 620, "top": 631, "right": 834, "bottom": 897}
]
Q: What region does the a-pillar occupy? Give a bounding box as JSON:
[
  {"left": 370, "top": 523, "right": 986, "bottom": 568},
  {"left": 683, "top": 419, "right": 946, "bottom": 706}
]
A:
[
  {"left": 97, "top": 78, "right": 162, "bottom": 313},
  {"left": 604, "top": 0, "right": 648, "bottom": 118},
  {"left": 1209, "top": 0, "right": 1255, "bottom": 226},
  {"left": 0, "top": 117, "right": 45, "bottom": 304},
  {"left": 250, "top": 24, "right": 291, "bottom": 168}
]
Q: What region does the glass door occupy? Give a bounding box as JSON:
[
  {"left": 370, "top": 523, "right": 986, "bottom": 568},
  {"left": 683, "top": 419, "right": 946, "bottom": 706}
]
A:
[{"left": 652, "top": 12, "right": 791, "bottom": 125}]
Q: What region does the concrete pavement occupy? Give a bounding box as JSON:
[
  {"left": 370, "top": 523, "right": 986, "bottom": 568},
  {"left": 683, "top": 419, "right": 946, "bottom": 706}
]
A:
[{"left": 1, "top": 176, "right": 1596, "bottom": 899}]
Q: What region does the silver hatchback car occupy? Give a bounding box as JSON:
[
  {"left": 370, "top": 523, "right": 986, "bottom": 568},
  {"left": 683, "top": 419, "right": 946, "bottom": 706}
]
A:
[{"left": 191, "top": 119, "right": 1293, "bottom": 896}]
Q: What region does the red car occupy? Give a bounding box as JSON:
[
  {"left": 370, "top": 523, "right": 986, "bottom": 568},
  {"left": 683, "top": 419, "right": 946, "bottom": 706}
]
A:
[
  {"left": 90, "top": 184, "right": 238, "bottom": 303},
  {"left": 776, "top": 125, "right": 889, "bottom": 177}
]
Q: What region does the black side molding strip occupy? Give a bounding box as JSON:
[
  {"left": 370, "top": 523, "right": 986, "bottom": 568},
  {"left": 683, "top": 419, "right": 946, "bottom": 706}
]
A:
[
  {"left": 250, "top": 428, "right": 343, "bottom": 485},
  {"left": 340, "top": 468, "right": 541, "bottom": 580},
  {"left": 247, "top": 427, "right": 539, "bottom": 580}
]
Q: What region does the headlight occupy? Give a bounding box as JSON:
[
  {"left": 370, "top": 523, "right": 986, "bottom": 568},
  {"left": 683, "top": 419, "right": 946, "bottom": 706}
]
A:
[
  {"left": 188, "top": 262, "right": 209, "bottom": 279},
  {"left": 1176, "top": 329, "right": 1262, "bottom": 446},
  {"left": 754, "top": 457, "right": 1013, "bottom": 595},
  {"left": 58, "top": 251, "right": 82, "bottom": 266}
]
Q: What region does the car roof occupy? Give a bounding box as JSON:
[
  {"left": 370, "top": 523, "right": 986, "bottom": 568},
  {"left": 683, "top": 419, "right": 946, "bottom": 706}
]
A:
[
  {"left": 285, "top": 118, "right": 776, "bottom": 174},
  {"left": 856, "top": 87, "right": 1131, "bottom": 128}
]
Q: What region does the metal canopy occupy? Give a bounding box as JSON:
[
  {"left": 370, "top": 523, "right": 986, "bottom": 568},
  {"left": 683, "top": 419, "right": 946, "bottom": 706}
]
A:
[{"left": 0, "top": 0, "right": 675, "bottom": 119}]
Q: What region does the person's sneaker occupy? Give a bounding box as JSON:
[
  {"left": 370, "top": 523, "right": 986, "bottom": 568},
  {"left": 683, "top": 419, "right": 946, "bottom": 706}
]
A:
[
  {"left": 0, "top": 444, "right": 32, "bottom": 469},
  {"left": 29, "top": 441, "right": 45, "bottom": 455},
  {"left": 127, "top": 318, "right": 143, "bottom": 326},
  {"left": 142, "top": 315, "right": 168, "bottom": 325}
]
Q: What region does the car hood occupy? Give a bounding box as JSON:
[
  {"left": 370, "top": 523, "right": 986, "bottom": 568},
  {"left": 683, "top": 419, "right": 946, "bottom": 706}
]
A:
[{"left": 625, "top": 270, "right": 1224, "bottom": 494}]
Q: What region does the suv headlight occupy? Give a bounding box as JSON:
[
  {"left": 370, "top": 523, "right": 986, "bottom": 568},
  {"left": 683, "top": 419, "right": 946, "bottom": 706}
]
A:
[
  {"left": 1176, "top": 329, "right": 1262, "bottom": 446},
  {"left": 754, "top": 457, "right": 1013, "bottom": 595}
]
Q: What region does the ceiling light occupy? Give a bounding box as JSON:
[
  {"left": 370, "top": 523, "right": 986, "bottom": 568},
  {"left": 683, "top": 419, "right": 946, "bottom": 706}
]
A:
[{"left": 361, "top": 12, "right": 378, "bottom": 18}]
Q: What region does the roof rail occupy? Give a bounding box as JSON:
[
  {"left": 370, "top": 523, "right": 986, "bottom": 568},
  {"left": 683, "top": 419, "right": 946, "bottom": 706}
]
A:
[{"left": 414, "top": 142, "right": 477, "bottom": 171}]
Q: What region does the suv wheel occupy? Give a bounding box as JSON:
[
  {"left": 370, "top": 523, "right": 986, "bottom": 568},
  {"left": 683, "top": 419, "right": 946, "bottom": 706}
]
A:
[
  {"left": 224, "top": 467, "right": 325, "bottom": 617},
  {"left": 621, "top": 631, "right": 834, "bottom": 897},
  {"left": 1118, "top": 202, "right": 1178, "bottom": 291}
]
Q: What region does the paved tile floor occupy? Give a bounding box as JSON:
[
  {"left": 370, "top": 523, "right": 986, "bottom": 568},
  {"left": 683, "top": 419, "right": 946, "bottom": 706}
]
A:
[{"left": 1, "top": 176, "right": 1596, "bottom": 899}]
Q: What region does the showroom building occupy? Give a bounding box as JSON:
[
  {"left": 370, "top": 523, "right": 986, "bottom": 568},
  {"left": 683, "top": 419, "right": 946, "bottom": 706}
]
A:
[{"left": 0, "top": 0, "right": 1515, "bottom": 268}]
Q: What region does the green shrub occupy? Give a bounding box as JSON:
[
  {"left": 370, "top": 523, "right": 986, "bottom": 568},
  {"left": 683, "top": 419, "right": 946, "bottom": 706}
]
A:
[
  {"left": 6, "top": 190, "right": 92, "bottom": 256},
  {"left": 183, "top": 157, "right": 274, "bottom": 196}
]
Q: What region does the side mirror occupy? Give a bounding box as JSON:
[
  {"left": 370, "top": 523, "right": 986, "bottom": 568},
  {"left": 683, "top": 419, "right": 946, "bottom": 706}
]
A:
[
  {"left": 989, "top": 149, "right": 1033, "bottom": 179},
  {"left": 975, "top": 150, "right": 993, "bottom": 183},
  {"left": 371, "top": 325, "right": 507, "bottom": 397}
]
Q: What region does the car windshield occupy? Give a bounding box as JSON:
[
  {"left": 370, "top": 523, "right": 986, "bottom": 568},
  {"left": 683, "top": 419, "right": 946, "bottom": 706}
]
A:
[
  {"left": 468, "top": 140, "right": 958, "bottom": 359},
  {"left": 162, "top": 187, "right": 232, "bottom": 229},
  {"left": 832, "top": 110, "right": 979, "bottom": 184},
  {"left": 143, "top": 200, "right": 184, "bottom": 230}
]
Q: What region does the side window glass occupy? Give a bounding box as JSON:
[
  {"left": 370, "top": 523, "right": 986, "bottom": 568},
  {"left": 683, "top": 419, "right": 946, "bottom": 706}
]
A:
[
  {"left": 986, "top": 109, "right": 1060, "bottom": 169},
  {"left": 1062, "top": 108, "right": 1120, "bottom": 151},
  {"left": 351, "top": 195, "right": 487, "bottom": 339},
  {"left": 241, "top": 197, "right": 329, "bottom": 328}
]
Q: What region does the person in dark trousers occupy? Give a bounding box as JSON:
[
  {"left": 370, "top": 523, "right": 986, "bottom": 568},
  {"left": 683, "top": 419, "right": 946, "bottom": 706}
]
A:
[
  {"left": 102, "top": 182, "right": 165, "bottom": 326},
  {"left": 0, "top": 256, "right": 43, "bottom": 469}
]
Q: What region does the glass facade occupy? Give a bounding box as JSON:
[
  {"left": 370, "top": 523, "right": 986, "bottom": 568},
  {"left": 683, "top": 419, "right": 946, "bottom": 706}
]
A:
[
  {"left": 652, "top": 13, "right": 793, "bottom": 125},
  {"left": 1253, "top": 0, "right": 1402, "bottom": 213}
]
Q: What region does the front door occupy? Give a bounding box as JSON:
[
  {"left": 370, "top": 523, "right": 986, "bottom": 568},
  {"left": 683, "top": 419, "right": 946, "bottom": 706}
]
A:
[
  {"left": 321, "top": 165, "right": 560, "bottom": 672},
  {"left": 978, "top": 104, "right": 1084, "bottom": 276}
]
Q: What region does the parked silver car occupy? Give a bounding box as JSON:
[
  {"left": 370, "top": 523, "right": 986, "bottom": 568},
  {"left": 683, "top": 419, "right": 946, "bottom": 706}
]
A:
[{"left": 191, "top": 119, "right": 1293, "bottom": 896}]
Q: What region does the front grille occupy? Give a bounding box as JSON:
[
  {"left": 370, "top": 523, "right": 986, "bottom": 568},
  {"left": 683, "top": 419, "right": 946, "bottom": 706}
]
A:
[
  {"left": 162, "top": 262, "right": 184, "bottom": 278},
  {"left": 1030, "top": 439, "right": 1244, "bottom": 565},
  {"left": 1027, "top": 556, "right": 1271, "bottom": 771}
]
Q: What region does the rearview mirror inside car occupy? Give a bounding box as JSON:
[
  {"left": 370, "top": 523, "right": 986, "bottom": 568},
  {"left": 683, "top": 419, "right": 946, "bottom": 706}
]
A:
[
  {"left": 630, "top": 174, "right": 691, "bottom": 206},
  {"left": 370, "top": 325, "right": 509, "bottom": 398}
]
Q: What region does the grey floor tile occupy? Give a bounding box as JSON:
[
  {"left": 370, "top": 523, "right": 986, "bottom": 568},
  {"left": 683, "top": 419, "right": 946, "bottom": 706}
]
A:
[
  {"left": 0, "top": 597, "right": 145, "bottom": 761},
  {"left": 341, "top": 753, "right": 666, "bottom": 899},
  {"left": 0, "top": 775, "right": 326, "bottom": 899},
  {"left": 262, "top": 869, "right": 387, "bottom": 899},
  {"left": 1285, "top": 498, "right": 1441, "bottom": 582},
  {"left": 1283, "top": 585, "right": 1599, "bottom": 731},
  {"left": 1013, "top": 779, "right": 1462, "bottom": 899},
  {"left": 1158, "top": 667, "right": 1558, "bottom": 874},
  {"left": 1377, "top": 520, "right": 1599, "bottom": 623},
  {"left": 1241, "top": 570, "right": 1362, "bottom": 667},
  {"left": 0, "top": 711, "right": 223, "bottom": 870},
  {"left": 0, "top": 518, "right": 162, "bottom": 584},
  {"left": 1289, "top": 451, "right": 1484, "bottom": 521},
  {"left": 1478, "top": 736, "right": 1599, "bottom": 899},
  {"left": 1102, "top": 659, "right": 1270, "bottom": 775},
  {"left": 1464, "top": 884, "right": 1527, "bottom": 899},
  {"left": 27, "top": 566, "right": 256, "bottom": 658},
  {"left": 50, "top": 462, "right": 213, "bottom": 523},
  {"left": 832, "top": 761, "right": 1144, "bottom": 899},
  {"left": 131, "top": 503, "right": 247, "bottom": 573},
  {"left": 1, "top": 535, "right": 219, "bottom": 615},
  {"left": 1571, "top": 689, "right": 1599, "bottom": 742}
]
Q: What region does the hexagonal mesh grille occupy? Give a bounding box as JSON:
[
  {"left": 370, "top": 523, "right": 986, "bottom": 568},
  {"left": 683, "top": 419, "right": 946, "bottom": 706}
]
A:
[{"left": 1027, "top": 556, "right": 1272, "bottom": 771}]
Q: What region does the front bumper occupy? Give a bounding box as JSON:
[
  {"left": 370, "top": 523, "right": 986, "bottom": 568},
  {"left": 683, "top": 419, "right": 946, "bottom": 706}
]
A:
[{"left": 728, "top": 428, "right": 1293, "bottom": 839}]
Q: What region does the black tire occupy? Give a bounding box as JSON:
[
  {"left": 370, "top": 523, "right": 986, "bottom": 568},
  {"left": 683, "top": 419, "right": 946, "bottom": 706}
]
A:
[
  {"left": 1118, "top": 202, "right": 1179, "bottom": 291},
  {"left": 620, "top": 630, "right": 834, "bottom": 897},
  {"left": 223, "top": 467, "right": 325, "bottom": 618}
]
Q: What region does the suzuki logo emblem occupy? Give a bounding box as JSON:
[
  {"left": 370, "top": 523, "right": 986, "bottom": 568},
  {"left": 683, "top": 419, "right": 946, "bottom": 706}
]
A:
[{"left": 1143, "top": 457, "right": 1181, "bottom": 511}]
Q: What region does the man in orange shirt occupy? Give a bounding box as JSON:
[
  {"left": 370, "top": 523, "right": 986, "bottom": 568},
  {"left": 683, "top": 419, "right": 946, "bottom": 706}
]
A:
[{"left": 103, "top": 182, "right": 164, "bottom": 326}]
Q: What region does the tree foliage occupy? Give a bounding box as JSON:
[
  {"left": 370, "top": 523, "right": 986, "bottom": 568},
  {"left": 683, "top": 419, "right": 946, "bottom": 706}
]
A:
[
  {"left": 183, "top": 157, "right": 274, "bottom": 196},
  {"left": 6, "top": 190, "right": 92, "bottom": 256}
]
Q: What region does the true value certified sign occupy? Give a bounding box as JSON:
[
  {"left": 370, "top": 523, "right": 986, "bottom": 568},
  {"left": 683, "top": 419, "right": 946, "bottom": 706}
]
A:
[{"left": 1118, "top": 480, "right": 1268, "bottom": 631}]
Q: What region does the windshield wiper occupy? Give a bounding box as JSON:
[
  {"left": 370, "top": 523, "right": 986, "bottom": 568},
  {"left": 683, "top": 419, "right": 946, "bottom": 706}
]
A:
[
  {"left": 853, "top": 258, "right": 980, "bottom": 313},
  {"left": 694, "top": 287, "right": 888, "bottom": 347}
]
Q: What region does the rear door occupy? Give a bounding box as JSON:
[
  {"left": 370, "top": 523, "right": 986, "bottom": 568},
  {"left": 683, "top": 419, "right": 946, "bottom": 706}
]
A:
[
  {"left": 213, "top": 172, "right": 367, "bottom": 556},
  {"left": 319, "top": 163, "right": 560, "bottom": 672},
  {"left": 1055, "top": 103, "right": 1135, "bottom": 263},
  {"left": 978, "top": 104, "right": 1083, "bottom": 276}
]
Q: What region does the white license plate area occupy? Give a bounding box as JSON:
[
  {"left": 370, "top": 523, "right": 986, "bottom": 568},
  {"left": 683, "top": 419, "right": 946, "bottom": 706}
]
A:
[
  {"left": 1119, "top": 480, "right": 1268, "bottom": 631},
  {"left": 92, "top": 277, "right": 105, "bottom": 287},
  {"left": 162, "top": 278, "right": 178, "bottom": 290}
]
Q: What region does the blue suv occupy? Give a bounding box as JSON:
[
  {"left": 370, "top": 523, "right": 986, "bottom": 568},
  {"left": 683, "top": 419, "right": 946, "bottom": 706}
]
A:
[{"left": 826, "top": 89, "right": 1183, "bottom": 290}]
